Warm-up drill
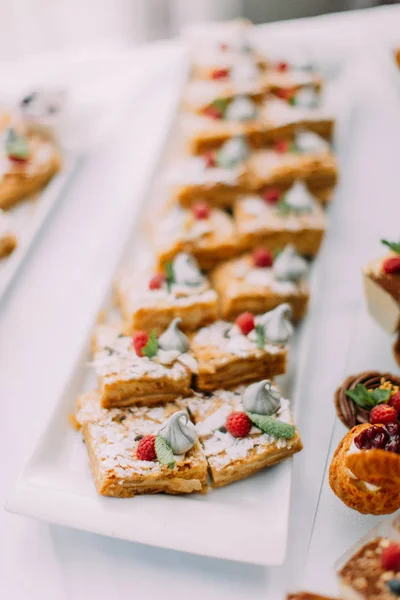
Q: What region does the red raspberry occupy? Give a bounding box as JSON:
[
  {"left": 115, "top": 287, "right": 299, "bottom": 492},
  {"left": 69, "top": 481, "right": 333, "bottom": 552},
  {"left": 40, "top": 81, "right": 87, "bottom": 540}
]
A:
[
  {"left": 236, "top": 311, "right": 255, "bottom": 335},
  {"left": 275, "top": 87, "right": 295, "bottom": 101},
  {"left": 136, "top": 434, "right": 156, "bottom": 461},
  {"left": 263, "top": 187, "right": 281, "bottom": 204},
  {"left": 381, "top": 543, "right": 400, "bottom": 572},
  {"left": 192, "top": 201, "right": 210, "bottom": 220},
  {"left": 253, "top": 247, "right": 273, "bottom": 268},
  {"left": 370, "top": 404, "right": 398, "bottom": 425},
  {"left": 203, "top": 105, "right": 223, "bottom": 120},
  {"left": 133, "top": 331, "right": 149, "bottom": 357},
  {"left": 383, "top": 256, "right": 400, "bottom": 275},
  {"left": 276, "top": 61, "right": 288, "bottom": 72},
  {"left": 226, "top": 412, "right": 252, "bottom": 438},
  {"left": 8, "top": 155, "right": 28, "bottom": 163},
  {"left": 390, "top": 391, "right": 400, "bottom": 414},
  {"left": 275, "top": 139, "right": 289, "bottom": 154},
  {"left": 211, "top": 68, "right": 229, "bottom": 80},
  {"left": 204, "top": 150, "right": 216, "bottom": 167},
  {"left": 148, "top": 273, "right": 165, "bottom": 290}
]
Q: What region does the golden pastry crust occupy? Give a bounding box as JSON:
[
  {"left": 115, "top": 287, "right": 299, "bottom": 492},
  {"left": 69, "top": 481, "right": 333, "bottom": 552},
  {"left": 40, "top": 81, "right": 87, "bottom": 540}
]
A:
[
  {"left": 0, "top": 134, "right": 62, "bottom": 210},
  {"left": 329, "top": 424, "right": 400, "bottom": 515},
  {"left": 0, "top": 232, "right": 17, "bottom": 258},
  {"left": 76, "top": 391, "right": 208, "bottom": 497},
  {"left": 190, "top": 321, "right": 287, "bottom": 390},
  {"left": 151, "top": 206, "right": 242, "bottom": 271},
  {"left": 211, "top": 254, "right": 309, "bottom": 321},
  {"left": 187, "top": 387, "right": 302, "bottom": 487},
  {"left": 115, "top": 272, "right": 219, "bottom": 336},
  {"left": 234, "top": 194, "right": 326, "bottom": 257}
]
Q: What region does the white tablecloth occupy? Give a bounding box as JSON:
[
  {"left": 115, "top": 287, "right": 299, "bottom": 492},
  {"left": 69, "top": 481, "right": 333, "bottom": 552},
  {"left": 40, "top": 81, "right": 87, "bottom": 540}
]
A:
[{"left": 2, "top": 6, "right": 400, "bottom": 599}]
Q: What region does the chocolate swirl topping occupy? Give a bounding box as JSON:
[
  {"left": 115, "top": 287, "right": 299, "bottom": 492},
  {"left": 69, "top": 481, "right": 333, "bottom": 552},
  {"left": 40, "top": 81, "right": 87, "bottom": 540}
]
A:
[{"left": 335, "top": 371, "right": 400, "bottom": 429}]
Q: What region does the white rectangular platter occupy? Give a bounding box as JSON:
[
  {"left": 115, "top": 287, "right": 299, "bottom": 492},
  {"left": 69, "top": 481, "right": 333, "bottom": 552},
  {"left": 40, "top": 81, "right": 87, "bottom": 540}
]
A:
[
  {"left": 0, "top": 154, "right": 79, "bottom": 300},
  {"left": 5, "top": 38, "right": 342, "bottom": 566}
]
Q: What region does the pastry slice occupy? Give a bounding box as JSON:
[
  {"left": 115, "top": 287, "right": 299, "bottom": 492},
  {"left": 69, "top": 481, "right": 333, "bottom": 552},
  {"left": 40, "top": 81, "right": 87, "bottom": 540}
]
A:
[
  {"left": 247, "top": 131, "right": 337, "bottom": 198},
  {"left": 150, "top": 202, "right": 241, "bottom": 271},
  {"left": 338, "top": 535, "right": 400, "bottom": 600},
  {"left": 329, "top": 423, "right": 400, "bottom": 515},
  {"left": 166, "top": 136, "right": 253, "bottom": 209},
  {"left": 364, "top": 240, "right": 400, "bottom": 333},
  {"left": 186, "top": 380, "right": 302, "bottom": 487},
  {"left": 0, "top": 127, "right": 61, "bottom": 210},
  {"left": 234, "top": 181, "right": 326, "bottom": 256},
  {"left": 115, "top": 253, "right": 218, "bottom": 335},
  {"left": 181, "top": 94, "right": 334, "bottom": 155},
  {"left": 190, "top": 304, "right": 292, "bottom": 390},
  {"left": 76, "top": 390, "right": 208, "bottom": 497},
  {"left": 91, "top": 320, "right": 197, "bottom": 408},
  {"left": 0, "top": 209, "right": 17, "bottom": 258},
  {"left": 211, "top": 245, "right": 309, "bottom": 321}
]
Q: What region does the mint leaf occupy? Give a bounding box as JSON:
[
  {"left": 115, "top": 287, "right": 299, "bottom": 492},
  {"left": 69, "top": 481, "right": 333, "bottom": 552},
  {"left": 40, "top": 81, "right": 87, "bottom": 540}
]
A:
[
  {"left": 247, "top": 412, "right": 296, "bottom": 439},
  {"left": 155, "top": 434, "right": 175, "bottom": 468},
  {"left": 371, "top": 388, "right": 391, "bottom": 404},
  {"left": 6, "top": 128, "right": 30, "bottom": 159},
  {"left": 381, "top": 239, "right": 400, "bottom": 255},
  {"left": 211, "top": 98, "right": 229, "bottom": 116},
  {"left": 142, "top": 329, "right": 158, "bottom": 359},
  {"left": 273, "top": 248, "right": 282, "bottom": 259},
  {"left": 277, "top": 199, "right": 291, "bottom": 216},
  {"left": 255, "top": 323, "right": 265, "bottom": 348},
  {"left": 345, "top": 384, "right": 376, "bottom": 410},
  {"left": 165, "top": 261, "right": 174, "bottom": 293}
]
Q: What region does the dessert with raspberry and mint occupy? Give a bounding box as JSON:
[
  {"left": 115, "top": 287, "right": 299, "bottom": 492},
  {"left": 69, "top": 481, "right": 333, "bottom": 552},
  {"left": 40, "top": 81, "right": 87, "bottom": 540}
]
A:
[
  {"left": 115, "top": 253, "right": 218, "bottom": 336},
  {"left": 364, "top": 239, "right": 400, "bottom": 334},
  {"left": 211, "top": 244, "right": 309, "bottom": 321},
  {"left": 335, "top": 371, "right": 400, "bottom": 429},
  {"left": 76, "top": 391, "right": 207, "bottom": 497},
  {"left": 234, "top": 181, "right": 327, "bottom": 257},
  {"left": 150, "top": 202, "right": 240, "bottom": 272},
  {"left": 186, "top": 379, "right": 302, "bottom": 487},
  {"left": 91, "top": 318, "right": 197, "bottom": 408},
  {"left": 190, "top": 304, "right": 292, "bottom": 390}
]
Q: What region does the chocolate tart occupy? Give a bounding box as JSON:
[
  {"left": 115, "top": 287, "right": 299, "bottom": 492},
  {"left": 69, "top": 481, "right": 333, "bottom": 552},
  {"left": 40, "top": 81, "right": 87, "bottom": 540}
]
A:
[{"left": 335, "top": 371, "right": 400, "bottom": 429}]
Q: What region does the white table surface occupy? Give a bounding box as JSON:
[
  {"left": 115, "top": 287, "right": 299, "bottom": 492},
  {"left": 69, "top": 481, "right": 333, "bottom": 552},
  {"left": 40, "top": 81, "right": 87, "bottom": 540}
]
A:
[{"left": 2, "top": 6, "right": 400, "bottom": 599}]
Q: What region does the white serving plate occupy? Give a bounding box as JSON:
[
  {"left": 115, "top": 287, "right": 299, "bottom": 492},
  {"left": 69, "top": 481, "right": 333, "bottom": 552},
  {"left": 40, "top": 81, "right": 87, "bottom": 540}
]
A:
[
  {"left": 0, "top": 155, "right": 79, "bottom": 300},
  {"left": 5, "top": 39, "right": 342, "bottom": 566}
]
